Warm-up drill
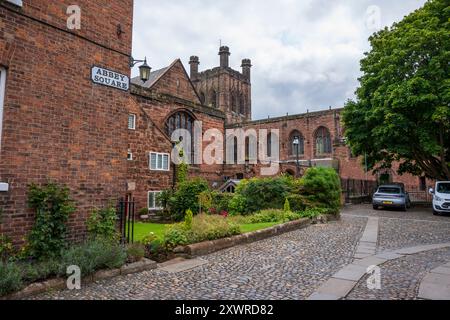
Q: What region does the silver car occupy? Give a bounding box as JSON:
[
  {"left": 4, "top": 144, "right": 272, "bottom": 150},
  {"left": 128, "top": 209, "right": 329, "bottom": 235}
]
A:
[{"left": 372, "top": 184, "right": 411, "bottom": 211}]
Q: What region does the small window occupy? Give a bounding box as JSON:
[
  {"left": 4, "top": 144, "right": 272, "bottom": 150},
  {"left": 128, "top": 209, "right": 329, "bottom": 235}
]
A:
[
  {"left": 148, "top": 191, "right": 163, "bottom": 210},
  {"left": 0, "top": 67, "right": 6, "bottom": 151},
  {"left": 127, "top": 150, "right": 133, "bottom": 161},
  {"left": 128, "top": 114, "right": 136, "bottom": 130},
  {"left": 150, "top": 152, "right": 170, "bottom": 171}
]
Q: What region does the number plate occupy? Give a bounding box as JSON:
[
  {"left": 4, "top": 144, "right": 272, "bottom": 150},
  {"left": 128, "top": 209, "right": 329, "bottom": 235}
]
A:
[{"left": 383, "top": 201, "right": 393, "bottom": 205}]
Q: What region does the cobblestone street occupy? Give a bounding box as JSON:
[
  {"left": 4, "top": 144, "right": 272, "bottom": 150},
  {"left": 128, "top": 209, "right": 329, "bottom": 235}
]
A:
[{"left": 31, "top": 205, "right": 450, "bottom": 300}]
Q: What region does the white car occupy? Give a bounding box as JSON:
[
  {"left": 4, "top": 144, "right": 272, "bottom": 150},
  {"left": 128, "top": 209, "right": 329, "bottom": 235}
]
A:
[{"left": 429, "top": 181, "right": 450, "bottom": 215}]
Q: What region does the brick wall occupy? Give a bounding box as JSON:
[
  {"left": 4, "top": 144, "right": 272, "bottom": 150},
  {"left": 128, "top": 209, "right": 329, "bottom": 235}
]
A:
[{"left": 0, "top": 0, "right": 134, "bottom": 244}]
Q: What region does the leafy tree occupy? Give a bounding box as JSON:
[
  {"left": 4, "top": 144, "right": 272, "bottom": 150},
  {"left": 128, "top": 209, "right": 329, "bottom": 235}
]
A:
[{"left": 343, "top": 0, "right": 450, "bottom": 180}]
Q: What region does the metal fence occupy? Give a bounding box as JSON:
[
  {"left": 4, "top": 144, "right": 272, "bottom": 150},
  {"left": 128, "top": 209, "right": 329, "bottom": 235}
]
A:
[
  {"left": 341, "top": 178, "right": 379, "bottom": 204},
  {"left": 341, "top": 178, "right": 432, "bottom": 205},
  {"left": 117, "top": 198, "right": 136, "bottom": 244}
]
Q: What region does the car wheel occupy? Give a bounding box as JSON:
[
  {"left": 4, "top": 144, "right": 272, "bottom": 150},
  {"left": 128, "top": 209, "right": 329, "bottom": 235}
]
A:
[
  {"left": 373, "top": 205, "right": 378, "bottom": 210},
  {"left": 433, "top": 210, "right": 440, "bottom": 216}
]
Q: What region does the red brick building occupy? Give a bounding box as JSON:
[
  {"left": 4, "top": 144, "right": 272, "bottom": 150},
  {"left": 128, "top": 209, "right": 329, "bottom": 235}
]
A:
[{"left": 0, "top": 0, "right": 430, "bottom": 244}]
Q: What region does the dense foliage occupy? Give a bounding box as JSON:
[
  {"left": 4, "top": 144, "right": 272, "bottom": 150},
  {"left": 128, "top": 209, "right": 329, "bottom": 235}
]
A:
[
  {"left": 343, "top": 0, "right": 450, "bottom": 180},
  {"left": 166, "top": 178, "right": 210, "bottom": 221},
  {"left": 229, "top": 176, "right": 295, "bottom": 215},
  {"left": 86, "top": 205, "right": 120, "bottom": 241},
  {"left": 27, "top": 183, "right": 76, "bottom": 260},
  {"left": 298, "top": 167, "right": 342, "bottom": 214}
]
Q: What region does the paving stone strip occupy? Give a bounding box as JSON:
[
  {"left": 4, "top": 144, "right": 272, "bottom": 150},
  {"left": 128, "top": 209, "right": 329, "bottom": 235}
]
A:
[
  {"left": 418, "top": 262, "right": 450, "bottom": 300},
  {"left": 308, "top": 242, "right": 450, "bottom": 300}
]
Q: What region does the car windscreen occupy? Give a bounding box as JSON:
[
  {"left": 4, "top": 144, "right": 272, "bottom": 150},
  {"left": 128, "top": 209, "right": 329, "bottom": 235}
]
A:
[
  {"left": 377, "top": 187, "right": 401, "bottom": 194},
  {"left": 437, "top": 183, "right": 450, "bottom": 194}
]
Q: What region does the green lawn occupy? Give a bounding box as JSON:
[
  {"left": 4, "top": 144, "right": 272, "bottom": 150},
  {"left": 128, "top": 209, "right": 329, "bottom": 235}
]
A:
[{"left": 132, "top": 221, "right": 281, "bottom": 242}]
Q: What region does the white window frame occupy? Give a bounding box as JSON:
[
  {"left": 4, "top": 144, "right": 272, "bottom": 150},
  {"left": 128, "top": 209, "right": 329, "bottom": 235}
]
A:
[
  {"left": 149, "top": 152, "right": 170, "bottom": 171},
  {"left": 128, "top": 114, "right": 136, "bottom": 130},
  {"left": 0, "top": 67, "right": 6, "bottom": 153},
  {"left": 127, "top": 150, "right": 133, "bottom": 161},
  {"left": 148, "top": 191, "right": 163, "bottom": 210}
]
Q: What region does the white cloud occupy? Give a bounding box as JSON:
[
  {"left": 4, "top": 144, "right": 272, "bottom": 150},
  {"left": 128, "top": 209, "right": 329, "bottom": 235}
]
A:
[{"left": 132, "top": 0, "right": 427, "bottom": 120}]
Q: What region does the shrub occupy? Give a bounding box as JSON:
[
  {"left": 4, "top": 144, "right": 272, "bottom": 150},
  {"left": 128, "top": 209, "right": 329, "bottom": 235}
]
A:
[
  {"left": 210, "top": 191, "right": 233, "bottom": 213},
  {"left": 0, "top": 235, "right": 14, "bottom": 262},
  {"left": 198, "top": 191, "right": 212, "bottom": 214},
  {"left": 168, "top": 178, "right": 210, "bottom": 221},
  {"left": 126, "top": 243, "right": 146, "bottom": 263},
  {"left": 20, "top": 259, "right": 61, "bottom": 283},
  {"left": 138, "top": 208, "right": 149, "bottom": 216},
  {"left": 246, "top": 209, "right": 287, "bottom": 224},
  {"left": 188, "top": 215, "right": 240, "bottom": 243},
  {"left": 184, "top": 209, "right": 193, "bottom": 230},
  {"left": 86, "top": 205, "right": 120, "bottom": 242},
  {"left": 27, "top": 183, "right": 76, "bottom": 260},
  {"left": 0, "top": 262, "right": 23, "bottom": 296},
  {"left": 298, "top": 207, "right": 330, "bottom": 219},
  {"left": 163, "top": 215, "right": 240, "bottom": 248},
  {"left": 298, "top": 167, "right": 342, "bottom": 214},
  {"left": 229, "top": 176, "right": 295, "bottom": 215},
  {"left": 60, "top": 239, "right": 126, "bottom": 276},
  {"left": 163, "top": 227, "right": 189, "bottom": 249},
  {"left": 284, "top": 198, "right": 291, "bottom": 212}
]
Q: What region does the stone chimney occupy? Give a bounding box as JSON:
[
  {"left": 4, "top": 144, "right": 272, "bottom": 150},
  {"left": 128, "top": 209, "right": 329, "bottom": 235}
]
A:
[
  {"left": 219, "top": 46, "right": 230, "bottom": 68},
  {"left": 241, "top": 59, "right": 252, "bottom": 81},
  {"left": 189, "top": 56, "right": 200, "bottom": 79}
]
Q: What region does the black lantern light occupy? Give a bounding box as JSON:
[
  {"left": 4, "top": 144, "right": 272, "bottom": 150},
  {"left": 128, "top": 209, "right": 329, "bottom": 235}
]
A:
[{"left": 130, "top": 56, "right": 152, "bottom": 83}]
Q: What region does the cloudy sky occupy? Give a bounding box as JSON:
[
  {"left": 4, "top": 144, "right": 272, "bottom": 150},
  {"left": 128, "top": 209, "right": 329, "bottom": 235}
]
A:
[{"left": 131, "top": 0, "right": 426, "bottom": 120}]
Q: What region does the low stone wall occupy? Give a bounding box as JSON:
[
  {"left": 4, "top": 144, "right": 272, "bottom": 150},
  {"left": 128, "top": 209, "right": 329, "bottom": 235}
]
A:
[
  {"left": 2, "top": 258, "right": 157, "bottom": 300},
  {"left": 175, "top": 214, "right": 340, "bottom": 258}
]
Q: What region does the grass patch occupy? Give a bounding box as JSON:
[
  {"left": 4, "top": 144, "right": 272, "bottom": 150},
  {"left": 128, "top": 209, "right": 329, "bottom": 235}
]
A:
[
  {"left": 132, "top": 220, "right": 285, "bottom": 242},
  {"left": 239, "top": 222, "right": 280, "bottom": 233},
  {"left": 133, "top": 222, "right": 168, "bottom": 241}
]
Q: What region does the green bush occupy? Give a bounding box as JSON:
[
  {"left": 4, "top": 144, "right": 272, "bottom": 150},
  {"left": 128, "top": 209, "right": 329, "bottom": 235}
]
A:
[
  {"left": 210, "top": 191, "right": 233, "bottom": 213},
  {"left": 284, "top": 198, "right": 291, "bottom": 212},
  {"left": 286, "top": 194, "right": 307, "bottom": 211},
  {"left": 60, "top": 239, "right": 126, "bottom": 276},
  {"left": 0, "top": 235, "right": 14, "bottom": 262},
  {"left": 229, "top": 176, "right": 294, "bottom": 215},
  {"left": 0, "top": 262, "right": 23, "bottom": 296},
  {"left": 163, "top": 227, "right": 189, "bottom": 249},
  {"left": 126, "top": 243, "right": 146, "bottom": 263},
  {"left": 168, "top": 178, "right": 210, "bottom": 221},
  {"left": 246, "top": 209, "right": 288, "bottom": 224},
  {"left": 27, "top": 183, "right": 76, "bottom": 260},
  {"left": 298, "top": 207, "right": 330, "bottom": 219},
  {"left": 298, "top": 167, "right": 342, "bottom": 214},
  {"left": 163, "top": 215, "right": 240, "bottom": 248},
  {"left": 184, "top": 209, "right": 193, "bottom": 229},
  {"left": 86, "top": 205, "right": 119, "bottom": 242},
  {"left": 19, "top": 259, "right": 61, "bottom": 283}
]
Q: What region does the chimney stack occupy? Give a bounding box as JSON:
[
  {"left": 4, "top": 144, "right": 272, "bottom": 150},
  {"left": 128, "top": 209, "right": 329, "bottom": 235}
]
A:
[
  {"left": 241, "top": 59, "right": 252, "bottom": 81},
  {"left": 189, "top": 56, "right": 200, "bottom": 79},
  {"left": 219, "top": 46, "right": 230, "bottom": 68}
]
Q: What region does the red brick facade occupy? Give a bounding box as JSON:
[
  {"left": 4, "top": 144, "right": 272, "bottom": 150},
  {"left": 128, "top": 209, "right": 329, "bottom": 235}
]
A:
[{"left": 0, "top": 1, "right": 430, "bottom": 245}]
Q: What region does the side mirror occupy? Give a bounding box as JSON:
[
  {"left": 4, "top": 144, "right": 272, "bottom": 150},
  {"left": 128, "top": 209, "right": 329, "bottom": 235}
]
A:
[{"left": 429, "top": 188, "right": 434, "bottom": 195}]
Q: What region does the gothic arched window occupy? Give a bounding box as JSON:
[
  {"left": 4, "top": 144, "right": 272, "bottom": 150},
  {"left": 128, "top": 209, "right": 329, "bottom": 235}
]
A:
[
  {"left": 239, "top": 94, "right": 245, "bottom": 115},
  {"left": 289, "top": 130, "right": 305, "bottom": 156},
  {"left": 199, "top": 92, "right": 205, "bottom": 105},
  {"left": 165, "top": 111, "right": 195, "bottom": 163},
  {"left": 315, "top": 126, "right": 332, "bottom": 156},
  {"left": 210, "top": 90, "right": 217, "bottom": 108}
]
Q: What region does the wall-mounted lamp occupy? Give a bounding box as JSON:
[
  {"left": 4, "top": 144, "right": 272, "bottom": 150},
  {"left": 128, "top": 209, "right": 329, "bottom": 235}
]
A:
[{"left": 130, "top": 57, "right": 152, "bottom": 83}]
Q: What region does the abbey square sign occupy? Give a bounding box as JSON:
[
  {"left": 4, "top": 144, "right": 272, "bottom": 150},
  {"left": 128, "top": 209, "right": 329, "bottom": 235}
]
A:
[{"left": 91, "top": 66, "right": 130, "bottom": 91}]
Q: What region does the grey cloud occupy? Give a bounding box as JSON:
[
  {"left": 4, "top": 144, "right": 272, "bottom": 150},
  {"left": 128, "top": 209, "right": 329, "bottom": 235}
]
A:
[{"left": 132, "top": 0, "right": 427, "bottom": 120}]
